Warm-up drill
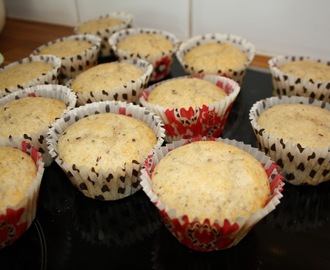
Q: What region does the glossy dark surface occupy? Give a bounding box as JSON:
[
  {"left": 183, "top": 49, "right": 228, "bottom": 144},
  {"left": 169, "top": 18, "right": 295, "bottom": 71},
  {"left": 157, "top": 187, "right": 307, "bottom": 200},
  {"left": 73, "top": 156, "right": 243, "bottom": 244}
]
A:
[{"left": 1, "top": 59, "right": 330, "bottom": 270}]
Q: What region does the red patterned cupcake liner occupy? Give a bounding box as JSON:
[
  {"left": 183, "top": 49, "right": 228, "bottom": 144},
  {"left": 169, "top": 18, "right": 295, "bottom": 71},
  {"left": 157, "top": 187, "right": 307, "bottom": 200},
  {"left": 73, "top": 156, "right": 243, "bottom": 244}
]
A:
[
  {"left": 140, "top": 137, "right": 284, "bottom": 252},
  {"left": 140, "top": 74, "right": 240, "bottom": 142},
  {"left": 0, "top": 140, "right": 45, "bottom": 249}
]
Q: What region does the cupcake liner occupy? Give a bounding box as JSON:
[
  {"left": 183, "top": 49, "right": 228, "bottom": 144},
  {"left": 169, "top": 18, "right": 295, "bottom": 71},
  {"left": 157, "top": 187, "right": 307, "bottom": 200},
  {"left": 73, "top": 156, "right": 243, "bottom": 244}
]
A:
[
  {"left": 140, "top": 137, "right": 284, "bottom": 252},
  {"left": 0, "top": 84, "right": 77, "bottom": 166},
  {"left": 46, "top": 101, "right": 166, "bottom": 201},
  {"left": 0, "top": 54, "right": 61, "bottom": 98},
  {"left": 109, "top": 27, "right": 180, "bottom": 81},
  {"left": 269, "top": 55, "right": 330, "bottom": 103},
  {"left": 74, "top": 12, "right": 133, "bottom": 58},
  {"left": 72, "top": 190, "right": 162, "bottom": 248},
  {"left": 31, "top": 34, "right": 101, "bottom": 84},
  {"left": 176, "top": 33, "right": 255, "bottom": 85},
  {"left": 249, "top": 95, "right": 330, "bottom": 185},
  {"left": 0, "top": 140, "right": 45, "bottom": 249},
  {"left": 139, "top": 74, "right": 240, "bottom": 142},
  {"left": 67, "top": 59, "right": 153, "bottom": 106}
]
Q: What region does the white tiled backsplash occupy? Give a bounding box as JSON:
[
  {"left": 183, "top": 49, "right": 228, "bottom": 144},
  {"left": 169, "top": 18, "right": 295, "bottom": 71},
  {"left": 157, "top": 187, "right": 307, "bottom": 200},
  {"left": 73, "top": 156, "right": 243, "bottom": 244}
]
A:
[{"left": 3, "top": 0, "right": 330, "bottom": 60}]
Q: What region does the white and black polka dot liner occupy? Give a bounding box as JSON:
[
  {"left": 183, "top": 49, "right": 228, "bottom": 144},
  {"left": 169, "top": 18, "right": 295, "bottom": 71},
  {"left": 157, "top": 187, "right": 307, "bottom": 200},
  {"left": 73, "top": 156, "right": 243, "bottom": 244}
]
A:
[
  {"left": 176, "top": 33, "right": 255, "bottom": 85},
  {"left": 269, "top": 55, "right": 330, "bottom": 103},
  {"left": 249, "top": 95, "right": 330, "bottom": 185}
]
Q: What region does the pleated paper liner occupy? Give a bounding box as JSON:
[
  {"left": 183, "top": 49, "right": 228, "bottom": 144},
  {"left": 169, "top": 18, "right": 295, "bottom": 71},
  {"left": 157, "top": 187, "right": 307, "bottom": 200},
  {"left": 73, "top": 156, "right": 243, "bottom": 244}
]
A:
[
  {"left": 0, "top": 54, "right": 61, "bottom": 98},
  {"left": 109, "top": 27, "right": 180, "bottom": 81},
  {"left": 66, "top": 58, "right": 153, "bottom": 106},
  {"left": 176, "top": 33, "right": 255, "bottom": 85},
  {"left": 31, "top": 34, "right": 101, "bottom": 84},
  {"left": 140, "top": 74, "right": 240, "bottom": 142},
  {"left": 140, "top": 137, "right": 284, "bottom": 252},
  {"left": 0, "top": 139, "right": 44, "bottom": 249},
  {"left": 0, "top": 84, "right": 77, "bottom": 166},
  {"left": 74, "top": 11, "right": 133, "bottom": 57},
  {"left": 269, "top": 55, "right": 330, "bottom": 103},
  {"left": 249, "top": 95, "right": 330, "bottom": 185},
  {"left": 47, "top": 101, "right": 165, "bottom": 201}
]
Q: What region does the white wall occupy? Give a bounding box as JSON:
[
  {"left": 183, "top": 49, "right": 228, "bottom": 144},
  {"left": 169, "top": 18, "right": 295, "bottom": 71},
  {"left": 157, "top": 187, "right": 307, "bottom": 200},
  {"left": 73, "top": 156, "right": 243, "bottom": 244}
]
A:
[{"left": 4, "top": 0, "right": 330, "bottom": 59}]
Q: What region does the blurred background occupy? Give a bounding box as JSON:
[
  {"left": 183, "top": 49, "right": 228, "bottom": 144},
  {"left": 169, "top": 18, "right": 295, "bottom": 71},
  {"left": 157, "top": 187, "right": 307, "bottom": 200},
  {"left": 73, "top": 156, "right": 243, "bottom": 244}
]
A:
[{"left": 2, "top": 0, "right": 330, "bottom": 59}]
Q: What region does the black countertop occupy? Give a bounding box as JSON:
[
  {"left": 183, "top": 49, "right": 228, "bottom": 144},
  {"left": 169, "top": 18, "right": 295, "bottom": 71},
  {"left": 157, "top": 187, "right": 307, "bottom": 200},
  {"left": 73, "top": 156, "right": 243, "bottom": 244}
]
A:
[{"left": 1, "top": 59, "right": 330, "bottom": 270}]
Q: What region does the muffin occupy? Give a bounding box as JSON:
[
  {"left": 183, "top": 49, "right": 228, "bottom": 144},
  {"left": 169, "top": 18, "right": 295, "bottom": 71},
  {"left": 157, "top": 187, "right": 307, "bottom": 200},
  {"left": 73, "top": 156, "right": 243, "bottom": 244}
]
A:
[
  {"left": 46, "top": 101, "right": 165, "bottom": 201},
  {"left": 249, "top": 95, "right": 330, "bottom": 185},
  {"left": 109, "top": 27, "right": 179, "bottom": 81},
  {"left": 67, "top": 59, "right": 153, "bottom": 105},
  {"left": 140, "top": 74, "right": 240, "bottom": 142},
  {"left": 0, "top": 140, "right": 44, "bottom": 249},
  {"left": 0, "top": 84, "right": 77, "bottom": 166},
  {"left": 74, "top": 12, "right": 133, "bottom": 58},
  {"left": 0, "top": 55, "right": 61, "bottom": 98},
  {"left": 140, "top": 137, "right": 284, "bottom": 252},
  {"left": 176, "top": 33, "right": 255, "bottom": 85},
  {"left": 31, "top": 34, "right": 101, "bottom": 84},
  {"left": 268, "top": 55, "right": 330, "bottom": 102}
]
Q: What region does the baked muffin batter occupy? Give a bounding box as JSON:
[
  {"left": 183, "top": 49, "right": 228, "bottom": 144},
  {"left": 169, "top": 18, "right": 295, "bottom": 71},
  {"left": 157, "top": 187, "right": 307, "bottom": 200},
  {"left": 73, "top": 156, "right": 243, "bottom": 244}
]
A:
[
  {"left": 183, "top": 42, "right": 247, "bottom": 73},
  {"left": 0, "top": 62, "right": 53, "bottom": 90},
  {"left": 0, "top": 146, "right": 37, "bottom": 211},
  {"left": 279, "top": 60, "right": 330, "bottom": 82},
  {"left": 71, "top": 62, "right": 143, "bottom": 94},
  {"left": 117, "top": 33, "right": 173, "bottom": 56},
  {"left": 148, "top": 77, "right": 227, "bottom": 109},
  {"left": 151, "top": 140, "right": 270, "bottom": 223},
  {"left": 58, "top": 113, "right": 157, "bottom": 172},
  {"left": 257, "top": 103, "right": 330, "bottom": 150}
]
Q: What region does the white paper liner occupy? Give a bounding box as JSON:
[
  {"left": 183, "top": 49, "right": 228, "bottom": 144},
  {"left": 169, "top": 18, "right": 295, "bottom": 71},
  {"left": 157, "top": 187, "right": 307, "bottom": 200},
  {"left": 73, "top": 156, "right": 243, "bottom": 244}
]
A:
[
  {"left": 0, "top": 140, "right": 45, "bottom": 249},
  {"left": 66, "top": 58, "right": 153, "bottom": 106},
  {"left": 139, "top": 74, "right": 240, "bottom": 142},
  {"left": 175, "top": 33, "right": 255, "bottom": 85},
  {"left": 140, "top": 137, "right": 284, "bottom": 251},
  {"left": 0, "top": 84, "right": 77, "bottom": 166},
  {"left": 74, "top": 12, "right": 133, "bottom": 57},
  {"left": 46, "top": 100, "right": 166, "bottom": 201},
  {"left": 0, "top": 54, "right": 61, "bottom": 98},
  {"left": 31, "top": 34, "right": 101, "bottom": 84},
  {"left": 269, "top": 55, "right": 330, "bottom": 103},
  {"left": 108, "top": 27, "right": 180, "bottom": 81},
  {"left": 249, "top": 95, "right": 330, "bottom": 185}
]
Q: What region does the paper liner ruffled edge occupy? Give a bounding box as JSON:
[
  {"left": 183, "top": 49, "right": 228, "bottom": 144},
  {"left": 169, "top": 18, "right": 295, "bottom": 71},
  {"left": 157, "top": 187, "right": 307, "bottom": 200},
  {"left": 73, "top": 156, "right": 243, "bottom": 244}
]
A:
[
  {"left": 108, "top": 27, "right": 180, "bottom": 81},
  {"left": 74, "top": 11, "right": 133, "bottom": 57},
  {"left": 0, "top": 140, "right": 45, "bottom": 249},
  {"left": 67, "top": 58, "right": 153, "bottom": 105},
  {"left": 175, "top": 33, "right": 255, "bottom": 85},
  {"left": 0, "top": 54, "right": 61, "bottom": 98},
  {"left": 140, "top": 137, "right": 284, "bottom": 251},
  {"left": 139, "top": 74, "right": 240, "bottom": 142},
  {"left": 31, "top": 34, "right": 101, "bottom": 84},
  {"left": 249, "top": 95, "right": 330, "bottom": 185},
  {"left": 0, "top": 84, "right": 77, "bottom": 166},
  {"left": 268, "top": 55, "right": 330, "bottom": 103},
  {"left": 46, "top": 100, "right": 166, "bottom": 201}
]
